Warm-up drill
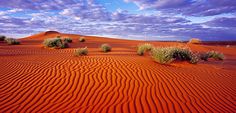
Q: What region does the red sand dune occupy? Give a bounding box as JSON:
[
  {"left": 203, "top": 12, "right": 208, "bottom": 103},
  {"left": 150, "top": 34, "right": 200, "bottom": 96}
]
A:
[{"left": 0, "top": 32, "right": 235, "bottom": 112}]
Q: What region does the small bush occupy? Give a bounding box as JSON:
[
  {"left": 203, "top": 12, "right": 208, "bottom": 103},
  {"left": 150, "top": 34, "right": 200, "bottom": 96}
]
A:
[
  {"left": 60, "top": 42, "right": 69, "bottom": 49},
  {"left": 171, "top": 47, "right": 192, "bottom": 61},
  {"left": 43, "top": 38, "right": 68, "bottom": 49},
  {"left": 151, "top": 47, "right": 175, "bottom": 64},
  {"left": 5, "top": 38, "right": 20, "bottom": 45},
  {"left": 200, "top": 51, "right": 224, "bottom": 61},
  {"left": 208, "top": 51, "right": 224, "bottom": 60},
  {"left": 151, "top": 47, "right": 199, "bottom": 64},
  {"left": 74, "top": 47, "right": 88, "bottom": 56},
  {"left": 101, "top": 44, "right": 112, "bottom": 52},
  {"left": 79, "top": 37, "right": 85, "bottom": 42},
  {"left": 0, "top": 35, "right": 6, "bottom": 41},
  {"left": 63, "top": 38, "right": 72, "bottom": 43},
  {"left": 188, "top": 38, "right": 201, "bottom": 44},
  {"left": 200, "top": 53, "right": 210, "bottom": 61},
  {"left": 189, "top": 54, "right": 199, "bottom": 64},
  {"left": 207, "top": 51, "right": 224, "bottom": 60},
  {"left": 137, "top": 43, "right": 153, "bottom": 56},
  {"left": 171, "top": 47, "right": 199, "bottom": 64}
]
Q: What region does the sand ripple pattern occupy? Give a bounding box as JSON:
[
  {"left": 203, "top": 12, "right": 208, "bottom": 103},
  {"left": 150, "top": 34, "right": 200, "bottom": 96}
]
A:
[{"left": 0, "top": 42, "right": 236, "bottom": 113}]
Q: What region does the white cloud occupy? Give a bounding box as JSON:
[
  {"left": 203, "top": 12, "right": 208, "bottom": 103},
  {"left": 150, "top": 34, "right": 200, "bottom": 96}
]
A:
[
  {"left": 8, "top": 8, "right": 23, "bottom": 13},
  {"left": 0, "top": 0, "right": 235, "bottom": 40},
  {"left": 59, "top": 9, "right": 74, "bottom": 16},
  {"left": 0, "top": 8, "right": 23, "bottom": 16}
]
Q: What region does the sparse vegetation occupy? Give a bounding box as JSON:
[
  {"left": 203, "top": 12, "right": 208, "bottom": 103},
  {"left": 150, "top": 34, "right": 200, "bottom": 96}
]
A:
[
  {"left": 200, "top": 53, "right": 210, "bottom": 61},
  {"left": 5, "top": 38, "right": 20, "bottom": 45},
  {"left": 74, "top": 47, "right": 88, "bottom": 56},
  {"left": 200, "top": 51, "right": 224, "bottom": 61},
  {"left": 60, "top": 42, "right": 69, "bottom": 49},
  {"left": 79, "top": 37, "right": 85, "bottom": 42},
  {"left": 171, "top": 47, "right": 192, "bottom": 61},
  {"left": 189, "top": 54, "right": 199, "bottom": 64},
  {"left": 137, "top": 43, "right": 153, "bottom": 56},
  {"left": 63, "top": 38, "right": 72, "bottom": 43},
  {"left": 136, "top": 42, "right": 226, "bottom": 65},
  {"left": 151, "top": 47, "right": 175, "bottom": 64},
  {"left": 101, "top": 44, "right": 112, "bottom": 52},
  {"left": 171, "top": 47, "right": 199, "bottom": 64},
  {"left": 151, "top": 47, "right": 199, "bottom": 64},
  {"left": 43, "top": 38, "right": 68, "bottom": 49},
  {"left": 207, "top": 51, "right": 224, "bottom": 60},
  {"left": 188, "top": 38, "right": 201, "bottom": 44},
  {"left": 0, "top": 35, "right": 6, "bottom": 41}
]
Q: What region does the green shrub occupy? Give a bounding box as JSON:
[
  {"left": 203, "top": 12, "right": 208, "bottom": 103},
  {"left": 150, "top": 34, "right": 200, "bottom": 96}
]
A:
[
  {"left": 79, "top": 37, "right": 85, "bottom": 42},
  {"left": 171, "top": 47, "right": 199, "bottom": 64},
  {"left": 101, "top": 44, "right": 112, "bottom": 52},
  {"left": 208, "top": 51, "right": 224, "bottom": 60},
  {"left": 151, "top": 47, "right": 199, "bottom": 64},
  {"left": 171, "top": 48, "right": 192, "bottom": 61},
  {"left": 60, "top": 42, "right": 69, "bottom": 49},
  {"left": 43, "top": 38, "right": 61, "bottom": 48},
  {"left": 43, "top": 38, "right": 68, "bottom": 49},
  {"left": 200, "top": 51, "right": 224, "bottom": 61},
  {"left": 151, "top": 47, "right": 175, "bottom": 64},
  {"left": 137, "top": 43, "right": 153, "bottom": 56},
  {"left": 189, "top": 54, "right": 199, "bottom": 64},
  {"left": 0, "top": 35, "right": 6, "bottom": 41},
  {"left": 5, "top": 38, "right": 20, "bottom": 45},
  {"left": 63, "top": 38, "right": 72, "bottom": 43},
  {"left": 207, "top": 51, "right": 224, "bottom": 60},
  {"left": 74, "top": 47, "right": 88, "bottom": 56},
  {"left": 200, "top": 53, "right": 210, "bottom": 61}
]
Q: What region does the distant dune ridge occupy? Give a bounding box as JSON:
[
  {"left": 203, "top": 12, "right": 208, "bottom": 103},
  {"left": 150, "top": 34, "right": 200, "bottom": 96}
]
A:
[
  {"left": 23, "top": 31, "right": 61, "bottom": 40},
  {"left": 44, "top": 31, "right": 60, "bottom": 35},
  {"left": 0, "top": 31, "right": 235, "bottom": 112},
  {"left": 188, "top": 38, "right": 202, "bottom": 44}
]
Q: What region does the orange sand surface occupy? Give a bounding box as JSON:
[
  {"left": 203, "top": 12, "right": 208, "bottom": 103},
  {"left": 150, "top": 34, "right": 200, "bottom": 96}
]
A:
[{"left": 0, "top": 32, "right": 235, "bottom": 112}]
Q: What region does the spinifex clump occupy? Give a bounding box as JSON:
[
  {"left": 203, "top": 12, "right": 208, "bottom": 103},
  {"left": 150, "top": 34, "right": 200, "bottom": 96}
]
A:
[
  {"left": 5, "top": 38, "right": 20, "bottom": 45},
  {"left": 74, "top": 47, "right": 88, "bottom": 56},
  {"left": 43, "top": 38, "right": 68, "bottom": 49},
  {"left": 151, "top": 47, "right": 199, "bottom": 64},
  {"left": 137, "top": 43, "right": 153, "bottom": 56},
  {"left": 101, "top": 44, "right": 112, "bottom": 52}
]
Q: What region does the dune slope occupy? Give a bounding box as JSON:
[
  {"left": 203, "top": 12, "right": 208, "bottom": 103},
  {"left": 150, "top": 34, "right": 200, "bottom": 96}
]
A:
[{"left": 0, "top": 32, "right": 235, "bottom": 113}]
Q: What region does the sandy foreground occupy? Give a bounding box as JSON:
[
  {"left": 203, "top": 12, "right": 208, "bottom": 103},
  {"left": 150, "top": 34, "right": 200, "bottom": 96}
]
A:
[{"left": 0, "top": 32, "right": 235, "bottom": 112}]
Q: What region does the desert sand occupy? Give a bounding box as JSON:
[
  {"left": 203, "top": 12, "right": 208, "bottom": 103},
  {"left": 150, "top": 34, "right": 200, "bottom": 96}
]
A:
[{"left": 0, "top": 31, "right": 235, "bottom": 112}]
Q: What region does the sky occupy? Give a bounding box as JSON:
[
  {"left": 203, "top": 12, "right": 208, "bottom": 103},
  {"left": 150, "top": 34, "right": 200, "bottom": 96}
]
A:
[{"left": 0, "top": 0, "right": 236, "bottom": 41}]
